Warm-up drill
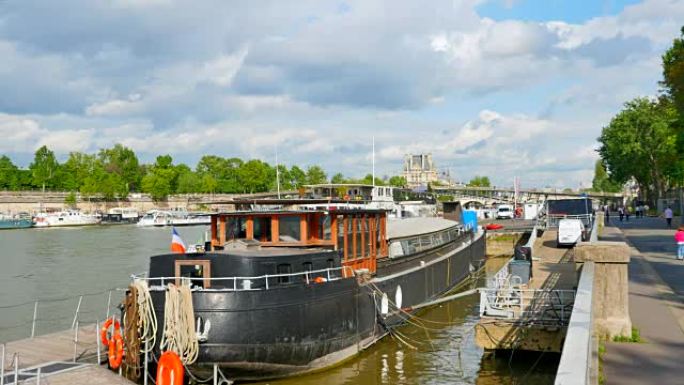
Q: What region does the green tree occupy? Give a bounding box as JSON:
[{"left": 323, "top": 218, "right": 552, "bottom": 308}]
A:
[
  {"left": 331, "top": 172, "right": 346, "bottom": 184},
  {"left": 64, "top": 191, "right": 77, "bottom": 207},
  {"left": 598, "top": 97, "right": 679, "bottom": 202},
  {"left": 29, "top": 145, "right": 59, "bottom": 192},
  {"left": 273, "top": 165, "right": 293, "bottom": 190},
  {"left": 200, "top": 174, "right": 218, "bottom": 194},
  {"left": 662, "top": 26, "right": 684, "bottom": 115},
  {"left": 591, "top": 159, "right": 622, "bottom": 193},
  {"left": 0, "top": 155, "right": 20, "bottom": 190},
  {"left": 141, "top": 155, "right": 177, "bottom": 200},
  {"left": 468, "top": 176, "right": 491, "bottom": 187},
  {"left": 176, "top": 170, "right": 201, "bottom": 194},
  {"left": 305, "top": 165, "right": 327, "bottom": 185},
  {"left": 61, "top": 152, "right": 97, "bottom": 192},
  {"left": 98, "top": 144, "right": 142, "bottom": 193},
  {"left": 289, "top": 166, "right": 307, "bottom": 188},
  {"left": 361, "top": 173, "right": 385, "bottom": 186},
  {"left": 388, "top": 176, "right": 407, "bottom": 187},
  {"left": 238, "top": 159, "right": 272, "bottom": 193}
]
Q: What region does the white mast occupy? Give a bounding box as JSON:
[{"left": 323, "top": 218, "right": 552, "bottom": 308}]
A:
[
  {"left": 275, "top": 145, "right": 281, "bottom": 199},
  {"left": 372, "top": 136, "right": 375, "bottom": 187}
]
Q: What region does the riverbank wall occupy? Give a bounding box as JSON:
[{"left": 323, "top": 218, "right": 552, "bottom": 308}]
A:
[{"left": 0, "top": 191, "right": 242, "bottom": 213}]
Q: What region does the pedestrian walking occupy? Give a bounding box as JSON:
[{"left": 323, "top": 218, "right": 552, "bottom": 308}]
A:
[
  {"left": 618, "top": 206, "right": 624, "bottom": 222},
  {"left": 604, "top": 205, "right": 610, "bottom": 225},
  {"left": 626, "top": 206, "right": 631, "bottom": 221},
  {"left": 675, "top": 225, "right": 684, "bottom": 260},
  {"left": 664, "top": 206, "right": 674, "bottom": 228}
]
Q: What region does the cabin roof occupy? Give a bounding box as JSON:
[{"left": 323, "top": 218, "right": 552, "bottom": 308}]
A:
[
  {"left": 386, "top": 217, "right": 459, "bottom": 240},
  {"left": 209, "top": 208, "right": 390, "bottom": 217}
]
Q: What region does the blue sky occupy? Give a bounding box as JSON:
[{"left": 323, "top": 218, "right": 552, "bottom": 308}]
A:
[{"left": 0, "top": 0, "right": 682, "bottom": 188}]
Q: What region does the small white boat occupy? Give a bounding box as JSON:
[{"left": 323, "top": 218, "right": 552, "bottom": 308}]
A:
[
  {"left": 33, "top": 210, "right": 101, "bottom": 227},
  {"left": 136, "top": 209, "right": 210, "bottom": 227},
  {"left": 101, "top": 207, "right": 141, "bottom": 224}
]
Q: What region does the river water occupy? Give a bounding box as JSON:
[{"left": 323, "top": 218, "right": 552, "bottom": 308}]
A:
[{"left": 0, "top": 225, "right": 558, "bottom": 384}]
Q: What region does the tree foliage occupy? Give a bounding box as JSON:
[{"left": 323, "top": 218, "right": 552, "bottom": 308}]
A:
[
  {"left": 468, "top": 176, "right": 491, "bottom": 187},
  {"left": 662, "top": 26, "right": 684, "bottom": 115},
  {"left": 598, "top": 97, "right": 679, "bottom": 201},
  {"left": 591, "top": 159, "right": 622, "bottom": 193},
  {"left": 388, "top": 176, "right": 407, "bottom": 187},
  {"left": 29, "top": 146, "right": 58, "bottom": 191}
]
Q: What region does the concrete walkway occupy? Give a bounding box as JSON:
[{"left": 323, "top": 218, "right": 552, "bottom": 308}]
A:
[{"left": 600, "top": 217, "right": 684, "bottom": 385}]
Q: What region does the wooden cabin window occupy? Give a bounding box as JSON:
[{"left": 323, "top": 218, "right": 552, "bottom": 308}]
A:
[
  {"left": 174, "top": 260, "right": 211, "bottom": 288},
  {"left": 254, "top": 217, "right": 272, "bottom": 242},
  {"left": 319, "top": 214, "right": 332, "bottom": 240},
  {"left": 279, "top": 216, "right": 301, "bottom": 242},
  {"left": 226, "top": 217, "right": 246, "bottom": 240}
]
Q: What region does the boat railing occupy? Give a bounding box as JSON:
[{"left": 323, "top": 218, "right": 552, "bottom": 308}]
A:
[{"left": 131, "top": 265, "right": 356, "bottom": 291}]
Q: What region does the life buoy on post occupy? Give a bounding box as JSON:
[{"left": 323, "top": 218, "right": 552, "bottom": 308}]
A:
[
  {"left": 156, "top": 351, "right": 184, "bottom": 385},
  {"left": 108, "top": 333, "right": 124, "bottom": 369},
  {"left": 100, "top": 318, "right": 121, "bottom": 346}
]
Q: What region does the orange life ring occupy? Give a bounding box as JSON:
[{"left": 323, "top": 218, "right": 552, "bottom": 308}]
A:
[
  {"left": 313, "top": 276, "right": 326, "bottom": 284},
  {"left": 108, "top": 333, "right": 124, "bottom": 369},
  {"left": 100, "top": 319, "right": 121, "bottom": 346},
  {"left": 156, "top": 351, "right": 184, "bottom": 385}
]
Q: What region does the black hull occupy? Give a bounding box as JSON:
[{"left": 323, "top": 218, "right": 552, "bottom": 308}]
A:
[{"left": 149, "top": 230, "right": 486, "bottom": 380}]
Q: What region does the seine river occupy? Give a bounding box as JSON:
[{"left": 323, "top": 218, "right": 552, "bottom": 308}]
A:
[{"left": 0, "top": 225, "right": 557, "bottom": 384}]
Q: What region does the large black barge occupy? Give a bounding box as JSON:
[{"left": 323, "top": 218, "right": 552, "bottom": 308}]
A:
[{"left": 137, "top": 207, "right": 486, "bottom": 381}]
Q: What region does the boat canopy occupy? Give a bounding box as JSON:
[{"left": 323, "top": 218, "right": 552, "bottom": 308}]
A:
[{"left": 386, "top": 217, "right": 459, "bottom": 240}]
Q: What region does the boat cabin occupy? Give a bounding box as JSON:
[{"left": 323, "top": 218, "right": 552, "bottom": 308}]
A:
[{"left": 209, "top": 209, "right": 389, "bottom": 275}]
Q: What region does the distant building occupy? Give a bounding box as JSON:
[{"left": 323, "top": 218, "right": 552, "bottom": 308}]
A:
[{"left": 403, "top": 154, "right": 438, "bottom": 188}]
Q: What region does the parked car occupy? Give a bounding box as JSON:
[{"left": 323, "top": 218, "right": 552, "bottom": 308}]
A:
[
  {"left": 496, "top": 204, "right": 514, "bottom": 219},
  {"left": 557, "top": 218, "right": 585, "bottom": 247}
]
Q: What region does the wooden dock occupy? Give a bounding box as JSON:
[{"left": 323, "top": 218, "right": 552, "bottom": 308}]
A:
[{"left": 2, "top": 324, "right": 135, "bottom": 384}]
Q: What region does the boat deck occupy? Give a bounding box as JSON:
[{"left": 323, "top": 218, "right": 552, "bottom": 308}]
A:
[{"left": 2, "top": 324, "right": 134, "bottom": 384}]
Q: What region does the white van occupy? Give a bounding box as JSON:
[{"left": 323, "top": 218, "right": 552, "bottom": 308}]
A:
[
  {"left": 496, "top": 204, "right": 514, "bottom": 219},
  {"left": 557, "top": 218, "right": 585, "bottom": 246}
]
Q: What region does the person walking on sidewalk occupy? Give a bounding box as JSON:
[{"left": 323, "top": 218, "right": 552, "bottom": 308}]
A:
[
  {"left": 675, "top": 225, "right": 684, "bottom": 260},
  {"left": 664, "top": 206, "right": 674, "bottom": 228},
  {"left": 618, "top": 206, "right": 624, "bottom": 222}
]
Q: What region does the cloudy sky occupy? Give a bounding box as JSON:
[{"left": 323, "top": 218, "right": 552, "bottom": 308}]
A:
[{"left": 1, "top": 0, "right": 682, "bottom": 188}]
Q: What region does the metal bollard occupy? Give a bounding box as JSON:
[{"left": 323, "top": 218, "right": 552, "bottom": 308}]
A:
[
  {"left": 214, "top": 363, "right": 218, "bottom": 385},
  {"left": 95, "top": 321, "right": 101, "bottom": 364},
  {"left": 36, "top": 367, "right": 41, "bottom": 385},
  {"left": 71, "top": 296, "right": 83, "bottom": 330},
  {"left": 30, "top": 302, "right": 38, "bottom": 339}
]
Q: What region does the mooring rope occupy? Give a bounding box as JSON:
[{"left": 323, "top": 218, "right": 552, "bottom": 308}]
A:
[{"left": 160, "top": 282, "right": 198, "bottom": 365}]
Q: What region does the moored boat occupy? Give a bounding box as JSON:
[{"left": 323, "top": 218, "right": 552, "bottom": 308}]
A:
[
  {"left": 101, "top": 207, "right": 141, "bottom": 224},
  {"left": 137, "top": 209, "right": 211, "bottom": 227},
  {"left": 129, "top": 206, "right": 485, "bottom": 381},
  {"left": 33, "top": 210, "right": 101, "bottom": 227},
  {"left": 0, "top": 213, "right": 33, "bottom": 229}
]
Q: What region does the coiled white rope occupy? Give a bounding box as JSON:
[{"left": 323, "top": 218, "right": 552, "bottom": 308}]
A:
[
  {"left": 160, "top": 281, "right": 199, "bottom": 364},
  {"left": 132, "top": 279, "right": 158, "bottom": 353}
]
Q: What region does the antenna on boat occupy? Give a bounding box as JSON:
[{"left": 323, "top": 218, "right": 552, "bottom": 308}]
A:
[
  {"left": 275, "top": 144, "right": 281, "bottom": 199},
  {"left": 372, "top": 136, "right": 375, "bottom": 187}
]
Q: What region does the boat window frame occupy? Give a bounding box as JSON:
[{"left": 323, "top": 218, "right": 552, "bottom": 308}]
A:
[{"left": 174, "top": 259, "right": 212, "bottom": 288}]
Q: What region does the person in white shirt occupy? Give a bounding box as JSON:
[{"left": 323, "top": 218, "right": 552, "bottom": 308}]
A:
[{"left": 664, "top": 207, "right": 674, "bottom": 228}]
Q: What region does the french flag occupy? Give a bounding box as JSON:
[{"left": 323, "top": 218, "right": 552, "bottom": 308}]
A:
[{"left": 171, "top": 227, "right": 186, "bottom": 253}]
